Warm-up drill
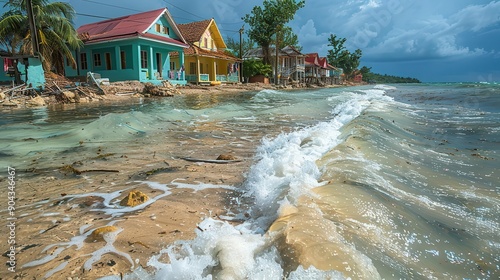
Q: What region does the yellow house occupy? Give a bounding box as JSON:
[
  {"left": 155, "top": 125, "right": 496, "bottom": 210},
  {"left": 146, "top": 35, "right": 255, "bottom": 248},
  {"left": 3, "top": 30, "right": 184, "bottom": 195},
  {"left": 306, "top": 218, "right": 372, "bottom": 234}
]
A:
[{"left": 171, "top": 19, "right": 240, "bottom": 85}]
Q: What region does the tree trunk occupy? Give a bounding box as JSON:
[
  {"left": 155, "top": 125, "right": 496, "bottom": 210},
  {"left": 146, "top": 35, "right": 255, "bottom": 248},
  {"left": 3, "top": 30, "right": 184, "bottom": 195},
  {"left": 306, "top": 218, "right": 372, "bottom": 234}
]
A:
[{"left": 262, "top": 43, "right": 271, "bottom": 65}]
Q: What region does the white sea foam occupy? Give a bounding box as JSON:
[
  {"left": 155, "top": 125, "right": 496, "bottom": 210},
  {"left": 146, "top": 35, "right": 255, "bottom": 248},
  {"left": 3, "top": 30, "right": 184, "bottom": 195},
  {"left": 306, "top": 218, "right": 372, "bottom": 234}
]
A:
[{"left": 115, "top": 87, "right": 392, "bottom": 279}]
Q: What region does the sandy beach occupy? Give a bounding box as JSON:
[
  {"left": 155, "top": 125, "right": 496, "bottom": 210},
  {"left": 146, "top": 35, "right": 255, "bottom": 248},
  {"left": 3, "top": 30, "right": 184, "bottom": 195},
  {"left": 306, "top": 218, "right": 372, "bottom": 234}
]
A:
[
  {"left": 0, "top": 84, "right": 288, "bottom": 279},
  {"left": 1, "top": 119, "right": 265, "bottom": 279},
  {"left": 0, "top": 79, "right": 352, "bottom": 279}
]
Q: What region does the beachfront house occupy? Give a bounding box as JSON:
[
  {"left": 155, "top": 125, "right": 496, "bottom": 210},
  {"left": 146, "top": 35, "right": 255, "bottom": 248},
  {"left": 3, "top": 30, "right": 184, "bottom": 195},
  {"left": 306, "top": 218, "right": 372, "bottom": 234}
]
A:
[
  {"left": 354, "top": 73, "right": 363, "bottom": 83},
  {"left": 1, "top": 52, "right": 45, "bottom": 89},
  {"left": 243, "top": 45, "right": 305, "bottom": 84},
  {"left": 329, "top": 65, "right": 344, "bottom": 85},
  {"left": 280, "top": 46, "right": 306, "bottom": 83},
  {"left": 305, "top": 53, "right": 337, "bottom": 85},
  {"left": 305, "top": 53, "right": 321, "bottom": 83},
  {"left": 171, "top": 19, "right": 240, "bottom": 85},
  {"left": 64, "top": 8, "right": 189, "bottom": 85}
]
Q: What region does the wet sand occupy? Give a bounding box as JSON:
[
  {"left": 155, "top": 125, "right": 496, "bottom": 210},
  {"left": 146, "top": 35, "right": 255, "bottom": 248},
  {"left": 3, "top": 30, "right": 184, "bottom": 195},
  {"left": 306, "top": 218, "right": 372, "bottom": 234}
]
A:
[
  {"left": 0, "top": 82, "right": 353, "bottom": 279},
  {"left": 0, "top": 116, "right": 266, "bottom": 279}
]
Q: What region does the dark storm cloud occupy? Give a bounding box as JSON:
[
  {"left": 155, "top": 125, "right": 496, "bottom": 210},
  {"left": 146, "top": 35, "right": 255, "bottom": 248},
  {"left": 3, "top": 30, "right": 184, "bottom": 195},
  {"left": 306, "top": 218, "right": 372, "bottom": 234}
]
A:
[{"left": 3, "top": 0, "right": 498, "bottom": 81}]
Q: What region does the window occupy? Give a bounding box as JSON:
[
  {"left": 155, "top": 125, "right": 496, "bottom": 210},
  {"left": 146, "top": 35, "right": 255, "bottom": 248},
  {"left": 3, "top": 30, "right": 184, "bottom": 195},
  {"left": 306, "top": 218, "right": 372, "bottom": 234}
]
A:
[
  {"left": 155, "top": 24, "right": 161, "bottom": 33},
  {"left": 189, "top": 62, "right": 196, "bottom": 75},
  {"left": 80, "top": 53, "right": 88, "bottom": 70},
  {"left": 170, "top": 61, "right": 176, "bottom": 70},
  {"left": 166, "top": 27, "right": 170, "bottom": 35},
  {"left": 120, "top": 51, "right": 126, "bottom": 69},
  {"left": 93, "top": 53, "right": 101, "bottom": 67},
  {"left": 211, "top": 39, "right": 214, "bottom": 50},
  {"left": 200, "top": 62, "right": 203, "bottom": 73},
  {"left": 204, "top": 38, "right": 208, "bottom": 48},
  {"left": 141, "top": 50, "right": 148, "bottom": 68}
]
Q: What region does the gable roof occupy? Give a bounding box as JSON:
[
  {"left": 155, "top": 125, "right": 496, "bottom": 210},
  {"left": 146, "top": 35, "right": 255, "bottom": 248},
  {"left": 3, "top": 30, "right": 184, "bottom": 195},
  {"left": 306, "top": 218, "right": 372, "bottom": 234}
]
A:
[
  {"left": 281, "top": 45, "right": 305, "bottom": 57},
  {"left": 305, "top": 53, "right": 320, "bottom": 66},
  {"left": 177, "top": 19, "right": 212, "bottom": 43},
  {"left": 318, "top": 57, "right": 329, "bottom": 68},
  {"left": 177, "top": 19, "right": 226, "bottom": 49},
  {"left": 77, "top": 8, "right": 188, "bottom": 47}
]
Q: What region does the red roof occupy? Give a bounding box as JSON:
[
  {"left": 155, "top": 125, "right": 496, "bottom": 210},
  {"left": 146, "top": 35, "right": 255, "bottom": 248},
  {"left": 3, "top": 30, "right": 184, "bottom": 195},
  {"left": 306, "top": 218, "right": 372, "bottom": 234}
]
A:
[
  {"left": 77, "top": 8, "right": 188, "bottom": 47},
  {"left": 318, "top": 57, "right": 326, "bottom": 68},
  {"left": 305, "top": 53, "right": 320, "bottom": 66}
]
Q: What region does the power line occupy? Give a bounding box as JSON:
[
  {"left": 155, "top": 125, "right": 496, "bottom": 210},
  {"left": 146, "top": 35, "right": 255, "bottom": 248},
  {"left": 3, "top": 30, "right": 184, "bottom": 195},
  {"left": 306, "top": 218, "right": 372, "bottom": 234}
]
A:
[
  {"left": 80, "top": 0, "right": 143, "bottom": 13},
  {"left": 163, "top": 0, "right": 204, "bottom": 20},
  {"left": 76, "top": 13, "right": 113, "bottom": 20}
]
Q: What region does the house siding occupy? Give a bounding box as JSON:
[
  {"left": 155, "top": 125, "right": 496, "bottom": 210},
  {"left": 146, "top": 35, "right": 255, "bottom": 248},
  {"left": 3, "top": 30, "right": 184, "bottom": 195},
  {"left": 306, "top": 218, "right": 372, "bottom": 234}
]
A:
[{"left": 64, "top": 9, "right": 188, "bottom": 85}]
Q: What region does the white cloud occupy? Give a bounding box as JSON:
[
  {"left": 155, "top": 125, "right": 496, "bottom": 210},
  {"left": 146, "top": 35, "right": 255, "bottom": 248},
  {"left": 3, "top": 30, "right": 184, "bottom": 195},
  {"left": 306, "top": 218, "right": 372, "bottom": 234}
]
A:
[
  {"left": 450, "top": 1, "right": 500, "bottom": 32},
  {"left": 296, "top": 19, "right": 330, "bottom": 55},
  {"left": 354, "top": 0, "right": 500, "bottom": 60}
]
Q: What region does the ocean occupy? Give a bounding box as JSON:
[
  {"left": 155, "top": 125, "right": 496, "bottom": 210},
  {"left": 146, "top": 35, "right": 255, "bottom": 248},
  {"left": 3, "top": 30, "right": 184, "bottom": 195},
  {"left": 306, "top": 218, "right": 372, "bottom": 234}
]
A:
[{"left": 1, "top": 83, "right": 499, "bottom": 279}]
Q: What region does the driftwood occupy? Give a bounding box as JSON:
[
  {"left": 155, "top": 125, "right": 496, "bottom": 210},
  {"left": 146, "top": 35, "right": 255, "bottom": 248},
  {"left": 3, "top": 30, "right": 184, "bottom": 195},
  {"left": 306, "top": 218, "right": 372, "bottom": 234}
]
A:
[
  {"left": 0, "top": 83, "right": 25, "bottom": 95},
  {"left": 180, "top": 157, "right": 243, "bottom": 164},
  {"left": 59, "top": 165, "right": 119, "bottom": 175},
  {"left": 52, "top": 81, "right": 62, "bottom": 93}
]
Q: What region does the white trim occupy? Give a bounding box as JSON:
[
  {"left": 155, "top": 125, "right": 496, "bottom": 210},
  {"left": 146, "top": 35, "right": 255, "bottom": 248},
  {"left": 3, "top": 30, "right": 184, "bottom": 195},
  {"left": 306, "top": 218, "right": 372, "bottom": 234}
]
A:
[
  {"left": 141, "top": 8, "right": 188, "bottom": 45},
  {"left": 165, "top": 9, "right": 187, "bottom": 44},
  {"left": 142, "top": 9, "right": 166, "bottom": 35},
  {"left": 83, "top": 35, "right": 188, "bottom": 49},
  {"left": 141, "top": 36, "right": 189, "bottom": 49}
]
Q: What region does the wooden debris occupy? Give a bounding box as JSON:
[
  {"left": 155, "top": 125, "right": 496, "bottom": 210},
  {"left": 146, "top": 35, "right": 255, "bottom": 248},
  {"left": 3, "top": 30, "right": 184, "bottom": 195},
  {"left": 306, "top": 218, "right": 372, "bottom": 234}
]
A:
[{"left": 180, "top": 157, "right": 243, "bottom": 164}]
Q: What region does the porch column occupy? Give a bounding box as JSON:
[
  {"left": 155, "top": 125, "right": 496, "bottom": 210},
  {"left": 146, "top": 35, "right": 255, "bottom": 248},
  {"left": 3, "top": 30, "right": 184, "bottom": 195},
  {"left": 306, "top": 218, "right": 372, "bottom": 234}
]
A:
[
  {"left": 115, "top": 46, "right": 121, "bottom": 70},
  {"left": 180, "top": 50, "right": 185, "bottom": 81},
  {"left": 148, "top": 46, "right": 154, "bottom": 80},
  {"left": 136, "top": 44, "right": 141, "bottom": 79},
  {"left": 196, "top": 56, "right": 200, "bottom": 84},
  {"left": 213, "top": 60, "right": 217, "bottom": 81}
]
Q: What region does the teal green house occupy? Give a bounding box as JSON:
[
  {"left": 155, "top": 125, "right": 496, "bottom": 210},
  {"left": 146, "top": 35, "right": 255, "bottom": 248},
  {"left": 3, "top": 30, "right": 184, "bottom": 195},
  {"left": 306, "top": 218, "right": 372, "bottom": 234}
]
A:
[
  {"left": 65, "top": 8, "right": 189, "bottom": 85},
  {"left": 1, "top": 52, "right": 45, "bottom": 89}
]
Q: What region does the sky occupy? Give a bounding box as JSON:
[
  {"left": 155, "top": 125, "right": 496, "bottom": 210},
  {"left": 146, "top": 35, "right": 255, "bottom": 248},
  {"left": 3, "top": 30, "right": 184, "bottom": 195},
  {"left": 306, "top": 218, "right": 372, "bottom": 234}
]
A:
[{"left": 2, "top": 0, "right": 500, "bottom": 82}]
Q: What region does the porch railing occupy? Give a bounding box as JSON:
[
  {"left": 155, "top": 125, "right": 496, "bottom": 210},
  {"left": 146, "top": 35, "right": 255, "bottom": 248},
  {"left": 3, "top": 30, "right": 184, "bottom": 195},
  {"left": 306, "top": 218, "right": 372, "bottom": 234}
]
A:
[
  {"left": 200, "top": 74, "right": 209, "bottom": 82},
  {"left": 216, "top": 74, "right": 228, "bottom": 82}
]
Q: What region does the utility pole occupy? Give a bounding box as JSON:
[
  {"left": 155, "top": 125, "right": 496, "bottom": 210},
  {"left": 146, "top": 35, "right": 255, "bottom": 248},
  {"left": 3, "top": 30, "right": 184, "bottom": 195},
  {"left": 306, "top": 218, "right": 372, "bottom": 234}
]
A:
[
  {"left": 26, "top": 0, "right": 40, "bottom": 55},
  {"left": 239, "top": 25, "right": 244, "bottom": 83}
]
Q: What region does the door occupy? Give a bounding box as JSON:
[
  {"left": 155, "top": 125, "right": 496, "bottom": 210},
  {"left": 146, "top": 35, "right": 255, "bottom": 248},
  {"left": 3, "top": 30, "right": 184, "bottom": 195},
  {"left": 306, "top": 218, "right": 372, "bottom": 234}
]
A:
[
  {"left": 105, "top": 53, "right": 111, "bottom": 70},
  {"left": 156, "top": 53, "right": 162, "bottom": 78}
]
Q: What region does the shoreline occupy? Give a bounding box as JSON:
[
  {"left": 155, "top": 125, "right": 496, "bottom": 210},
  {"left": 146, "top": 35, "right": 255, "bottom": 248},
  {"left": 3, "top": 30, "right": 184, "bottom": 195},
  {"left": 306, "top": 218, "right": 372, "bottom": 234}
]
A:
[
  {"left": 0, "top": 80, "right": 356, "bottom": 279},
  {"left": 0, "top": 79, "right": 355, "bottom": 110}
]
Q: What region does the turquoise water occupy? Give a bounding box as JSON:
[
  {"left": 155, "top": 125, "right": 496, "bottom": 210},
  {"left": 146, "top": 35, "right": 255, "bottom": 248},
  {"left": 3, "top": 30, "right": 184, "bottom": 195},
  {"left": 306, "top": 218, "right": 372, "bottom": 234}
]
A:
[{"left": 1, "top": 83, "right": 499, "bottom": 279}]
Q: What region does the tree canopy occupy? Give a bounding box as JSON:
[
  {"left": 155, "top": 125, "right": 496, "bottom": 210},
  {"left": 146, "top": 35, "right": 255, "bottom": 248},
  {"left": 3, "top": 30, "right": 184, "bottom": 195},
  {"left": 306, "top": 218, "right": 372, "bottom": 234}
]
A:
[
  {"left": 0, "top": 0, "right": 82, "bottom": 74},
  {"left": 327, "top": 34, "right": 362, "bottom": 79},
  {"left": 225, "top": 36, "right": 255, "bottom": 58},
  {"left": 242, "top": 0, "right": 305, "bottom": 65},
  {"left": 360, "top": 66, "right": 421, "bottom": 83},
  {"left": 277, "top": 26, "right": 302, "bottom": 51}
]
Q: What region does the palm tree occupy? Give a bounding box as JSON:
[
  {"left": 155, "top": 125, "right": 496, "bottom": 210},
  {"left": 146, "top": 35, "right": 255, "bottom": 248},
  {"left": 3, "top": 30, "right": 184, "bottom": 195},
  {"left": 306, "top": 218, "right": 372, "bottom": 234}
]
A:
[{"left": 0, "top": 0, "right": 82, "bottom": 77}]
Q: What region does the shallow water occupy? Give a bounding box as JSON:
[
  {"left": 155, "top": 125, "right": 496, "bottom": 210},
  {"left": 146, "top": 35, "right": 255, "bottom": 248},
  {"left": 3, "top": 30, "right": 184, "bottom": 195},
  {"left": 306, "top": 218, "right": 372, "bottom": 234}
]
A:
[{"left": 1, "top": 83, "right": 499, "bottom": 279}]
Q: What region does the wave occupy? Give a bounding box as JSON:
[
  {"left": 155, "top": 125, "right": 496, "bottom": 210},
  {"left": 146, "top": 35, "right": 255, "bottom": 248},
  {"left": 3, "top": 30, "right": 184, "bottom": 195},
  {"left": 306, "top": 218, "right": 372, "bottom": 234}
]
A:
[{"left": 115, "top": 88, "right": 394, "bottom": 279}]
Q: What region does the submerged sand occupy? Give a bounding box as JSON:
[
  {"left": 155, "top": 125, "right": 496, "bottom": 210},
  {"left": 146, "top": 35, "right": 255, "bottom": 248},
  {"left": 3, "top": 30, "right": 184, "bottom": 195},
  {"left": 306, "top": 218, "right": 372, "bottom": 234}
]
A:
[
  {"left": 0, "top": 82, "right": 353, "bottom": 279},
  {"left": 0, "top": 111, "right": 267, "bottom": 279}
]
